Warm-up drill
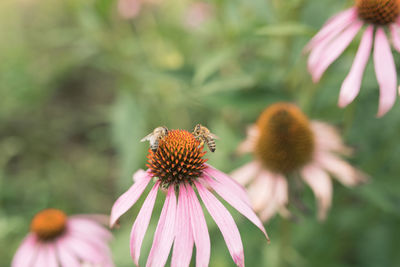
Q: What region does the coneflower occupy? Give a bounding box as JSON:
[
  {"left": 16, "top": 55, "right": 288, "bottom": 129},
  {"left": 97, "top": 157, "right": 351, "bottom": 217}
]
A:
[
  {"left": 232, "top": 103, "right": 367, "bottom": 221},
  {"left": 110, "top": 129, "right": 268, "bottom": 267},
  {"left": 305, "top": 0, "right": 400, "bottom": 117},
  {"left": 12, "top": 209, "right": 113, "bottom": 267}
]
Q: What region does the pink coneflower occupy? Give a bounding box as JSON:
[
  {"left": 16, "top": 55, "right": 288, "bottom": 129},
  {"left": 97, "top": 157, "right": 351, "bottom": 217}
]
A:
[
  {"left": 110, "top": 129, "right": 268, "bottom": 267},
  {"left": 305, "top": 0, "right": 400, "bottom": 117},
  {"left": 184, "top": 2, "right": 213, "bottom": 29},
  {"left": 232, "top": 103, "right": 367, "bottom": 221},
  {"left": 12, "top": 209, "right": 114, "bottom": 267},
  {"left": 117, "top": 0, "right": 163, "bottom": 19}
]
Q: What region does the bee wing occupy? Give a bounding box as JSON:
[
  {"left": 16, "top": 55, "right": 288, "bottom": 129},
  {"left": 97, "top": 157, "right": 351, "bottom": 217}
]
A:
[
  {"left": 209, "top": 133, "right": 219, "bottom": 139},
  {"left": 140, "top": 133, "right": 154, "bottom": 142}
]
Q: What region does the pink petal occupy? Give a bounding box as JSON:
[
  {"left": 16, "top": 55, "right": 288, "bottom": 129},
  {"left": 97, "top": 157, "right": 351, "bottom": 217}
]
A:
[
  {"left": 312, "top": 20, "right": 363, "bottom": 83},
  {"left": 12, "top": 234, "right": 38, "bottom": 267},
  {"left": 146, "top": 186, "right": 177, "bottom": 267},
  {"left": 45, "top": 245, "right": 58, "bottom": 267},
  {"left": 247, "top": 170, "right": 277, "bottom": 212},
  {"left": 230, "top": 161, "right": 261, "bottom": 186},
  {"left": 301, "top": 164, "right": 333, "bottom": 221},
  {"left": 56, "top": 240, "right": 80, "bottom": 267},
  {"left": 32, "top": 244, "right": 47, "bottom": 267},
  {"left": 311, "top": 121, "right": 353, "bottom": 155},
  {"left": 260, "top": 175, "right": 290, "bottom": 221},
  {"left": 316, "top": 152, "right": 367, "bottom": 186},
  {"left": 130, "top": 181, "right": 160, "bottom": 266},
  {"left": 203, "top": 174, "right": 269, "bottom": 241},
  {"left": 171, "top": 184, "right": 194, "bottom": 267},
  {"left": 236, "top": 125, "right": 259, "bottom": 155},
  {"left": 60, "top": 235, "right": 105, "bottom": 264},
  {"left": 195, "top": 181, "right": 244, "bottom": 267},
  {"left": 110, "top": 169, "right": 152, "bottom": 227},
  {"left": 204, "top": 164, "right": 251, "bottom": 206},
  {"left": 70, "top": 214, "right": 109, "bottom": 226},
  {"left": 68, "top": 218, "right": 112, "bottom": 242},
  {"left": 339, "top": 25, "right": 373, "bottom": 107},
  {"left": 305, "top": 8, "right": 357, "bottom": 52},
  {"left": 374, "top": 27, "right": 397, "bottom": 117},
  {"left": 118, "top": 0, "right": 141, "bottom": 19},
  {"left": 390, "top": 24, "right": 400, "bottom": 52},
  {"left": 186, "top": 184, "right": 210, "bottom": 267},
  {"left": 307, "top": 16, "right": 358, "bottom": 76}
]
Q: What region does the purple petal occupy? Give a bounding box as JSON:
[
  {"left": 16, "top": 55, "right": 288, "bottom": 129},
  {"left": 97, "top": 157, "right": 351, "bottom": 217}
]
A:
[
  {"left": 390, "top": 24, "right": 400, "bottom": 52},
  {"left": 203, "top": 174, "right": 269, "bottom": 241},
  {"left": 171, "top": 184, "right": 194, "bottom": 267},
  {"left": 374, "top": 27, "right": 397, "bottom": 117},
  {"left": 56, "top": 239, "right": 80, "bottom": 267},
  {"left": 338, "top": 25, "right": 373, "bottom": 107},
  {"left": 301, "top": 164, "right": 333, "bottom": 221},
  {"left": 312, "top": 20, "right": 363, "bottom": 82},
  {"left": 204, "top": 164, "right": 251, "bottom": 206},
  {"left": 186, "top": 184, "right": 210, "bottom": 267},
  {"left": 195, "top": 181, "right": 244, "bottom": 267},
  {"left": 146, "top": 186, "right": 177, "bottom": 267},
  {"left": 12, "top": 234, "right": 38, "bottom": 267},
  {"left": 305, "top": 8, "right": 357, "bottom": 52},
  {"left": 130, "top": 181, "right": 160, "bottom": 266},
  {"left": 110, "top": 169, "right": 152, "bottom": 227}
]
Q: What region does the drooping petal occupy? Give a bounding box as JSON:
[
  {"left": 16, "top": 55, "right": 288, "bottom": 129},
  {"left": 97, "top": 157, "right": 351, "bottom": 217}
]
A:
[
  {"left": 390, "top": 24, "right": 400, "bottom": 52},
  {"left": 110, "top": 169, "right": 152, "bottom": 227},
  {"left": 236, "top": 125, "right": 259, "bottom": 155},
  {"left": 339, "top": 25, "right": 373, "bottom": 107},
  {"left": 203, "top": 174, "right": 269, "bottom": 241},
  {"left": 32, "top": 244, "right": 47, "bottom": 267},
  {"left": 230, "top": 160, "right": 261, "bottom": 185},
  {"left": 307, "top": 16, "right": 359, "bottom": 76},
  {"left": 60, "top": 235, "right": 105, "bottom": 264},
  {"left": 130, "top": 181, "right": 160, "bottom": 266},
  {"left": 11, "top": 234, "right": 38, "bottom": 267},
  {"left": 171, "top": 184, "right": 194, "bottom": 267},
  {"left": 45, "top": 245, "right": 58, "bottom": 267},
  {"left": 68, "top": 218, "right": 112, "bottom": 242},
  {"left": 312, "top": 21, "right": 363, "bottom": 83},
  {"left": 56, "top": 239, "right": 80, "bottom": 267},
  {"left": 311, "top": 121, "right": 353, "bottom": 155},
  {"left": 247, "top": 170, "right": 277, "bottom": 212},
  {"left": 259, "top": 176, "right": 290, "bottom": 222},
  {"left": 186, "top": 184, "right": 210, "bottom": 267},
  {"left": 70, "top": 214, "right": 109, "bottom": 226},
  {"left": 204, "top": 164, "right": 251, "bottom": 206},
  {"left": 305, "top": 8, "right": 357, "bottom": 52},
  {"left": 374, "top": 27, "right": 397, "bottom": 117},
  {"left": 146, "top": 186, "right": 177, "bottom": 267},
  {"left": 301, "top": 164, "right": 333, "bottom": 221},
  {"left": 316, "top": 152, "right": 368, "bottom": 186},
  {"left": 118, "top": 0, "right": 142, "bottom": 19},
  {"left": 195, "top": 181, "right": 244, "bottom": 267}
]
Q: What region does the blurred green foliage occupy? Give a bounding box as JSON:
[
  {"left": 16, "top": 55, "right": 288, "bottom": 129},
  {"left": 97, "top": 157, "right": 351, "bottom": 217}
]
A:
[{"left": 1, "top": 0, "right": 400, "bottom": 266}]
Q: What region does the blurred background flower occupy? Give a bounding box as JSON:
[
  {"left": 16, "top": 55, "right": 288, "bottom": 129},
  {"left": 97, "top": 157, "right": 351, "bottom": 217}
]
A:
[
  {"left": 232, "top": 102, "right": 366, "bottom": 221},
  {"left": 2, "top": 0, "right": 400, "bottom": 266}
]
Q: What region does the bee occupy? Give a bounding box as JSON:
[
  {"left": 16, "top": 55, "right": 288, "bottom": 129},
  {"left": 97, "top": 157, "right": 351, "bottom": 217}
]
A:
[
  {"left": 140, "top": 126, "right": 169, "bottom": 152},
  {"left": 192, "top": 124, "right": 218, "bottom": 152}
]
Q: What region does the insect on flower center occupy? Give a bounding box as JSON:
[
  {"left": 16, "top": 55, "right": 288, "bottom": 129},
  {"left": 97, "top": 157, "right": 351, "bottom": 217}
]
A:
[
  {"left": 255, "top": 103, "right": 315, "bottom": 174},
  {"left": 147, "top": 129, "right": 207, "bottom": 187},
  {"left": 30, "top": 209, "right": 67, "bottom": 241},
  {"left": 356, "top": 0, "right": 400, "bottom": 25}
]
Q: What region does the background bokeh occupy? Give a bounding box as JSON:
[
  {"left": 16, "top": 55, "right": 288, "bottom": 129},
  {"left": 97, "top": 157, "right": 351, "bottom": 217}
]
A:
[{"left": 1, "top": 0, "right": 400, "bottom": 266}]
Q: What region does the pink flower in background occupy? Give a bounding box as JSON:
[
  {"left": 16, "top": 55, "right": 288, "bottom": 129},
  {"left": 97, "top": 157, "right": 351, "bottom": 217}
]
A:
[
  {"left": 117, "top": 0, "right": 163, "bottom": 19},
  {"left": 305, "top": 0, "right": 400, "bottom": 117},
  {"left": 184, "top": 2, "right": 213, "bottom": 29},
  {"left": 232, "top": 103, "right": 367, "bottom": 221},
  {"left": 12, "top": 209, "right": 113, "bottom": 267},
  {"left": 110, "top": 129, "right": 268, "bottom": 267}
]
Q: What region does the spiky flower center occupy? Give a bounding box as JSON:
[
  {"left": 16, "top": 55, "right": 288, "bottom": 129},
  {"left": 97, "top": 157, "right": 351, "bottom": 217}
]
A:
[
  {"left": 356, "top": 0, "right": 400, "bottom": 25},
  {"left": 147, "top": 129, "right": 207, "bottom": 187},
  {"left": 30, "top": 209, "right": 67, "bottom": 241},
  {"left": 254, "top": 103, "right": 315, "bottom": 174}
]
